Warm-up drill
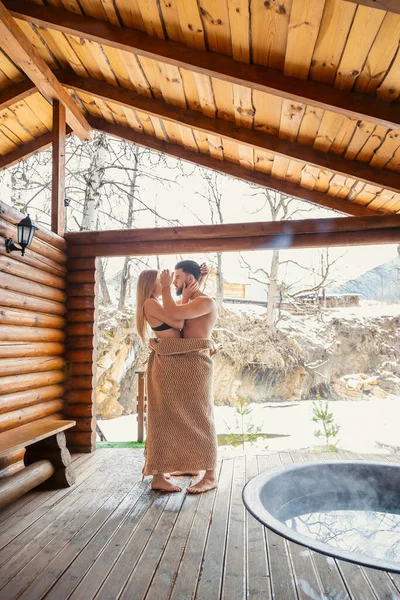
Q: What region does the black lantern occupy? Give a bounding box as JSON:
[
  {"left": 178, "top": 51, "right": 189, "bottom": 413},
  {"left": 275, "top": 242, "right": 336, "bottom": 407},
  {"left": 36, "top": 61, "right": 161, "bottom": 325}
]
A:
[{"left": 6, "top": 214, "right": 38, "bottom": 256}]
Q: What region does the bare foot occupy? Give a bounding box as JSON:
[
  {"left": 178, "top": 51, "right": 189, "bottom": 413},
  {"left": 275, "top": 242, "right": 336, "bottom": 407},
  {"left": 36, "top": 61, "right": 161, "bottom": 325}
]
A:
[
  {"left": 187, "top": 474, "right": 218, "bottom": 494},
  {"left": 170, "top": 471, "right": 201, "bottom": 476},
  {"left": 151, "top": 474, "right": 181, "bottom": 493}
]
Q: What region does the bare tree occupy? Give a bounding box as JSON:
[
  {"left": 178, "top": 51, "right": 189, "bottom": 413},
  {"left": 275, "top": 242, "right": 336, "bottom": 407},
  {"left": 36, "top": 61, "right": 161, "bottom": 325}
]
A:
[
  {"left": 197, "top": 170, "right": 225, "bottom": 311},
  {"left": 240, "top": 188, "right": 320, "bottom": 328}
]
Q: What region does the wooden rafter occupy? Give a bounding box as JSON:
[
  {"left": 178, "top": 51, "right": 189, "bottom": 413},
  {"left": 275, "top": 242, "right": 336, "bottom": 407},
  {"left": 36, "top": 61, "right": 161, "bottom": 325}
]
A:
[
  {"left": 0, "top": 128, "right": 72, "bottom": 171},
  {"left": 0, "top": 131, "right": 53, "bottom": 170},
  {"left": 0, "top": 79, "right": 35, "bottom": 111},
  {"left": 5, "top": 1, "right": 399, "bottom": 130},
  {"left": 344, "top": 0, "right": 400, "bottom": 14},
  {"left": 0, "top": 0, "right": 91, "bottom": 140},
  {"left": 60, "top": 72, "right": 400, "bottom": 194},
  {"left": 89, "top": 117, "right": 388, "bottom": 217}
]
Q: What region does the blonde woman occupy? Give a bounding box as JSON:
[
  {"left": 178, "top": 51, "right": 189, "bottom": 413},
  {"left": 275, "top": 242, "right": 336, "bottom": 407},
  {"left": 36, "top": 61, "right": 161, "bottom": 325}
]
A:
[
  {"left": 136, "top": 269, "right": 185, "bottom": 344},
  {"left": 136, "top": 268, "right": 199, "bottom": 492}
]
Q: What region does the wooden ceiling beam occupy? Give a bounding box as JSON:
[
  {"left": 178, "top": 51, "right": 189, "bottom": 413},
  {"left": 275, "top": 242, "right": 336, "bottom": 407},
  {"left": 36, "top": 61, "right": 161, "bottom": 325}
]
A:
[
  {"left": 0, "top": 0, "right": 91, "bottom": 140},
  {"left": 0, "top": 131, "right": 53, "bottom": 170},
  {"left": 0, "top": 128, "right": 72, "bottom": 171},
  {"left": 60, "top": 73, "right": 400, "bottom": 194},
  {"left": 89, "top": 117, "right": 388, "bottom": 217},
  {"left": 344, "top": 0, "right": 400, "bottom": 14},
  {"left": 66, "top": 229, "right": 400, "bottom": 258},
  {"left": 66, "top": 214, "right": 400, "bottom": 247},
  {"left": 0, "top": 79, "right": 35, "bottom": 111},
  {"left": 5, "top": 1, "right": 399, "bottom": 131}
]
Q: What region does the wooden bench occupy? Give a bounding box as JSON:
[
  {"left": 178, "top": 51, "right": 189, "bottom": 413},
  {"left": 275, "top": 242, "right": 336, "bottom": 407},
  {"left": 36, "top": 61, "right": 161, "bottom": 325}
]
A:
[{"left": 0, "top": 419, "right": 76, "bottom": 510}]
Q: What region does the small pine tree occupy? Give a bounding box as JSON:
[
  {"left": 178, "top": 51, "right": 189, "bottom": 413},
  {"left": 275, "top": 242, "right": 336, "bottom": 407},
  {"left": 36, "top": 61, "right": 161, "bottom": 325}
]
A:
[
  {"left": 312, "top": 397, "right": 340, "bottom": 451},
  {"left": 225, "top": 397, "right": 263, "bottom": 450}
]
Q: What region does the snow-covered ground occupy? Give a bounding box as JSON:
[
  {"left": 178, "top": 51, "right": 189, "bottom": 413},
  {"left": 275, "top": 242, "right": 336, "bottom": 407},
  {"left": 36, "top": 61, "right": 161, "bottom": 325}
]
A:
[{"left": 98, "top": 395, "right": 400, "bottom": 457}]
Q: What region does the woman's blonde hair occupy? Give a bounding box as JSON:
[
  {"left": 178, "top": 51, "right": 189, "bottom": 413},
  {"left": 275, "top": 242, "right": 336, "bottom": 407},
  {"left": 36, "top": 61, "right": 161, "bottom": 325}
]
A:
[{"left": 136, "top": 269, "right": 159, "bottom": 342}]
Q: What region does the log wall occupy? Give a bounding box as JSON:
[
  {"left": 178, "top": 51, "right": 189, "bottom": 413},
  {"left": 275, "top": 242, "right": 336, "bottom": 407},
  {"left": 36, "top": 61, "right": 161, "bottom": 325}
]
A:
[
  {"left": 64, "top": 256, "right": 97, "bottom": 453},
  {"left": 0, "top": 201, "right": 67, "bottom": 454}
]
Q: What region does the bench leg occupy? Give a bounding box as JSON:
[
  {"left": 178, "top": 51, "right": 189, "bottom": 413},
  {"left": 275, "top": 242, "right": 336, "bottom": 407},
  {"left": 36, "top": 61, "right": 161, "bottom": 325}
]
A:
[{"left": 25, "top": 432, "right": 76, "bottom": 488}]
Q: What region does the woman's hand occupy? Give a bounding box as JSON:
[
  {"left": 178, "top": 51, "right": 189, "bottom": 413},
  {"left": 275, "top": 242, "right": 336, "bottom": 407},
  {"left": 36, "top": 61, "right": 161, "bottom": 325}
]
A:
[
  {"left": 199, "top": 263, "right": 210, "bottom": 289},
  {"left": 160, "top": 269, "right": 173, "bottom": 288},
  {"left": 182, "top": 280, "right": 199, "bottom": 303}
]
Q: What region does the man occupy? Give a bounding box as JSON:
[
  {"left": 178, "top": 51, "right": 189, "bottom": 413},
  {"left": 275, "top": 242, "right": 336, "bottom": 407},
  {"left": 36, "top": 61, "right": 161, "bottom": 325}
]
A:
[{"left": 144, "top": 260, "right": 218, "bottom": 494}]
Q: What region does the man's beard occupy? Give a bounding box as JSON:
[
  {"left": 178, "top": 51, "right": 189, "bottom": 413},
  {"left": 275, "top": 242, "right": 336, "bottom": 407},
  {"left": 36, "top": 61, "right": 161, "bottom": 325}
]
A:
[{"left": 175, "top": 285, "right": 183, "bottom": 296}]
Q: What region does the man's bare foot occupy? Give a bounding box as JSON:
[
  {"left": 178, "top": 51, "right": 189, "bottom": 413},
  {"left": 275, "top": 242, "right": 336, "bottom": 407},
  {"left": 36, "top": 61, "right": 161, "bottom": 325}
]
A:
[
  {"left": 170, "top": 471, "right": 201, "bottom": 476},
  {"left": 151, "top": 474, "right": 181, "bottom": 493},
  {"left": 187, "top": 473, "right": 218, "bottom": 494}
]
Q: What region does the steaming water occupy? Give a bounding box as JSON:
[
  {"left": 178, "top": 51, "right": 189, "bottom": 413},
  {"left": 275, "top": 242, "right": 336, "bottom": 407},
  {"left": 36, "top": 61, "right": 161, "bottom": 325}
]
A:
[{"left": 285, "top": 506, "right": 400, "bottom": 563}]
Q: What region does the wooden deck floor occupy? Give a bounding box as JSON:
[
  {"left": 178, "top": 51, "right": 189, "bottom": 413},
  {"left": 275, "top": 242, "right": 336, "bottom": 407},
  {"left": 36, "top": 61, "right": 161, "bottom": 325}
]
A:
[{"left": 0, "top": 449, "right": 399, "bottom": 600}]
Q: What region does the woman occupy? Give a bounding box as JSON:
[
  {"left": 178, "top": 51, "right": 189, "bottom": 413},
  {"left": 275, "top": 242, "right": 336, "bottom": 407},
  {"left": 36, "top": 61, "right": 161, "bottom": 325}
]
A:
[
  {"left": 136, "top": 269, "right": 185, "bottom": 344},
  {"left": 136, "top": 269, "right": 198, "bottom": 492}
]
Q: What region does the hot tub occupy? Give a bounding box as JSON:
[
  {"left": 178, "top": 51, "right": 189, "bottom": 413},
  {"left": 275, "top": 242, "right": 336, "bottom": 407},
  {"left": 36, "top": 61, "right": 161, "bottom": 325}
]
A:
[{"left": 242, "top": 461, "right": 400, "bottom": 572}]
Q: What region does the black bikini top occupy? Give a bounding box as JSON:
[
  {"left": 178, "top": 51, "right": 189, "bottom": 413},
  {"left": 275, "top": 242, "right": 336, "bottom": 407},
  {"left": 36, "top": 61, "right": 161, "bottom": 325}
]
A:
[{"left": 151, "top": 322, "right": 173, "bottom": 331}]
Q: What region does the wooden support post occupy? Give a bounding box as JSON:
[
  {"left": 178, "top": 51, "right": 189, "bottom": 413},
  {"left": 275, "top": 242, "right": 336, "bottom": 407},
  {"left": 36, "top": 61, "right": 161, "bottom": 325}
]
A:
[
  {"left": 136, "top": 370, "right": 145, "bottom": 443},
  {"left": 52, "top": 100, "right": 66, "bottom": 236}
]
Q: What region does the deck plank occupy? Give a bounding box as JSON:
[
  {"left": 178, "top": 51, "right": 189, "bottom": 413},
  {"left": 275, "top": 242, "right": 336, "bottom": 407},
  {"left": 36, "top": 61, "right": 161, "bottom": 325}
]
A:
[
  {"left": 258, "top": 453, "right": 298, "bottom": 600},
  {"left": 119, "top": 489, "right": 189, "bottom": 599},
  {"left": 337, "top": 560, "right": 380, "bottom": 600},
  {"left": 221, "top": 455, "right": 246, "bottom": 600},
  {"left": 195, "top": 458, "right": 234, "bottom": 600},
  {"left": 66, "top": 490, "right": 158, "bottom": 599},
  {"left": 169, "top": 473, "right": 218, "bottom": 600},
  {"left": 0, "top": 450, "right": 137, "bottom": 599},
  {"left": 245, "top": 455, "right": 272, "bottom": 600},
  {"left": 0, "top": 449, "right": 398, "bottom": 600},
  {"left": 0, "top": 451, "right": 104, "bottom": 530},
  {"left": 43, "top": 482, "right": 152, "bottom": 600},
  {"left": 0, "top": 448, "right": 108, "bottom": 557},
  {"left": 144, "top": 490, "right": 201, "bottom": 600},
  {"left": 93, "top": 492, "right": 171, "bottom": 599}
]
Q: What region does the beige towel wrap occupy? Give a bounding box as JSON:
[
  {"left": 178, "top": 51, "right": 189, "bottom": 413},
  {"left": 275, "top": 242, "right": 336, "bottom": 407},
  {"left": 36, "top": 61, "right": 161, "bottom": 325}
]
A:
[{"left": 143, "top": 337, "right": 217, "bottom": 476}]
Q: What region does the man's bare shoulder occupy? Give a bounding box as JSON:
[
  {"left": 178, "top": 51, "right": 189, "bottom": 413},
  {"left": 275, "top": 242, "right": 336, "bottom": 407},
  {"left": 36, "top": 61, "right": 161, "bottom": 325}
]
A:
[{"left": 193, "top": 294, "right": 215, "bottom": 303}]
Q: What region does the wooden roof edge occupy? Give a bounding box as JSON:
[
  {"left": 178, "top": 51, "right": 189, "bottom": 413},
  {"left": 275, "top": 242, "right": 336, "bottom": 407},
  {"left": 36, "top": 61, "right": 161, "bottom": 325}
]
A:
[
  {"left": 89, "top": 116, "right": 390, "bottom": 218},
  {"left": 0, "top": 0, "right": 91, "bottom": 140},
  {"left": 58, "top": 72, "right": 400, "bottom": 194},
  {"left": 5, "top": 0, "right": 400, "bottom": 130}
]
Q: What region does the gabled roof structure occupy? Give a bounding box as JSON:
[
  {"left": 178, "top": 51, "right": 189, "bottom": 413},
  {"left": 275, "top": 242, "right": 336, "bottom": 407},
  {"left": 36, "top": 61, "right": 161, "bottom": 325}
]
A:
[{"left": 0, "top": 0, "right": 399, "bottom": 219}]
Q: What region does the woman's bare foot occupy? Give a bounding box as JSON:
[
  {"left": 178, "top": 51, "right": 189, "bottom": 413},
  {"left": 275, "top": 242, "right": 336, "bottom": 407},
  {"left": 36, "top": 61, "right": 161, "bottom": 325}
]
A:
[
  {"left": 170, "top": 471, "right": 201, "bottom": 476},
  {"left": 151, "top": 474, "right": 181, "bottom": 492},
  {"left": 187, "top": 472, "right": 218, "bottom": 494}
]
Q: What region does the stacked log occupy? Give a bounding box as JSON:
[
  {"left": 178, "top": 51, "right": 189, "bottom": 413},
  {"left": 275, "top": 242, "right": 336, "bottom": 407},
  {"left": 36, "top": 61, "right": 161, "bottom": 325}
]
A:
[
  {"left": 65, "top": 256, "right": 97, "bottom": 453},
  {"left": 0, "top": 201, "right": 67, "bottom": 476}
]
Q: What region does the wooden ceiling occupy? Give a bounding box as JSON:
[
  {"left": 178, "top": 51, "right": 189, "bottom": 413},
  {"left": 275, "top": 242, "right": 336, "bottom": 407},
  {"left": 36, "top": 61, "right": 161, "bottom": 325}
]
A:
[{"left": 0, "top": 0, "right": 399, "bottom": 216}]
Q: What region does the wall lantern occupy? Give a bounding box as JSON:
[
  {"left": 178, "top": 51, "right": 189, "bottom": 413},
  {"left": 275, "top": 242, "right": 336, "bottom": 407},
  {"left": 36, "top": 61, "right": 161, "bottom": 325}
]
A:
[{"left": 6, "top": 214, "right": 38, "bottom": 256}]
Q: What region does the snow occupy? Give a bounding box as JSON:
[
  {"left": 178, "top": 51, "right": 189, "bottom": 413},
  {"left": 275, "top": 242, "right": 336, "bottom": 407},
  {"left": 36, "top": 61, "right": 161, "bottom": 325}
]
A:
[{"left": 97, "top": 395, "right": 400, "bottom": 457}]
